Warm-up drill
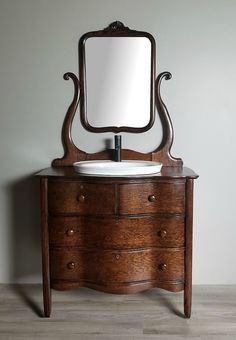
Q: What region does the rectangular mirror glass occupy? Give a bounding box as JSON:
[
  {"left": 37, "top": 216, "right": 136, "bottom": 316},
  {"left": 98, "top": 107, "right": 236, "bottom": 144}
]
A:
[{"left": 79, "top": 22, "right": 155, "bottom": 133}]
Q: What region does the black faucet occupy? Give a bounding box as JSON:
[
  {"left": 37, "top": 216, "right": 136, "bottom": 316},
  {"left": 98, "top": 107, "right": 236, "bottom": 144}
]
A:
[{"left": 114, "top": 135, "right": 122, "bottom": 162}]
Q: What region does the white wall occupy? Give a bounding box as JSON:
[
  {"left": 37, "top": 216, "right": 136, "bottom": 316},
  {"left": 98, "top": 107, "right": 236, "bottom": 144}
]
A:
[{"left": 0, "top": 0, "right": 236, "bottom": 284}]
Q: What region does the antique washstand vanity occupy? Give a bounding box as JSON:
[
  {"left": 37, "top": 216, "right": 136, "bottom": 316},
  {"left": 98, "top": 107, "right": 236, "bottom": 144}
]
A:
[{"left": 36, "top": 22, "right": 198, "bottom": 318}]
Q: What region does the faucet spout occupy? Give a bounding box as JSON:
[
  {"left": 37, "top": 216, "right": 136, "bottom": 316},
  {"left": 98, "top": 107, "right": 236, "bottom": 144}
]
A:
[{"left": 114, "top": 135, "right": 122, "bottom": 162}]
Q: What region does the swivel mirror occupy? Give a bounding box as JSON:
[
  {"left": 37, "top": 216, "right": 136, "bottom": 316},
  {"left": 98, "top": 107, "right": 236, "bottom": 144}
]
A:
[
  {"left": 36, "top": 21, "right": 198, "bottom": 320},
  {"left": 79, "top": 21, "right": 155, "bottom": 133}
]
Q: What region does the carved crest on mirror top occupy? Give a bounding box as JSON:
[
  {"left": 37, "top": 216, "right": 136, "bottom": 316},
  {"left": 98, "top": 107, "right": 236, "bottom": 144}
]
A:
[{"left": 52, "top": 22, "right": 183, "bottom": 168}]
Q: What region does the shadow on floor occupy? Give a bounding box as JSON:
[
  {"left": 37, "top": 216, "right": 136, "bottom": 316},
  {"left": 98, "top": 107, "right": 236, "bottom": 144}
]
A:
[
  {"left": 8, "top": 175, "right": 43, "bottom": 316},
  {"left": 142, "top": 288, "right": 185, "bottom": 318},
  {"left": 7, "top": 175, "right": 186, "bottom": 318},
  {"left": 13, "top": 284, "right": 43, "bottom": 317}
]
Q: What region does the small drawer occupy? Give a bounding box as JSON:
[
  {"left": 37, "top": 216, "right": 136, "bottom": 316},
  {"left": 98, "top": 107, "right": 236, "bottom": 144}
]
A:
[
  {"left": 50, "top": 248, "right": 184, "bottom": 283},
  {"left": 119, "top": 181, "right": 185, "bottom": 214},
  {"left": 49, "top": 216, "right": 184, "bottom": 248},
  {"left": 49, "top": 216, "right": 84, "bottom": 247},
  {"left": 50, "top": 249, "right": 83, "bottom": 281},
  {"left": 48, "top": 180, "right": 115, "bottom": 215},
  {"left": 88, "top": 248, "right": 185, "bottom": 283}
]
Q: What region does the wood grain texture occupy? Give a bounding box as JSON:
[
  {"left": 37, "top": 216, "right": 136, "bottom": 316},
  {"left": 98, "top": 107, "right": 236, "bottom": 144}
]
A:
[
  {"left": 50, "top": 71, "right": 183, "bottom": 167},
  {"left": 36, "top": 166, "right": 198, "bottom": 179},
  {"left": 48, "top": 181, "right": 115, "bottom": 215},
  {"left": 40, "top": 178, "right": 51, "bottom": 317},
  {"left": 48, "top": 215, "right": 185, "bottom": 249},
  {"left": 52, "top": 73, "right": 86, "bottom": 168},
  {"left": 184, "top": 179, "right": 194, "bottom": 318},
  {"left": 50, "top": 28, "right": 183, "bottom": 168},
  {"left": 119, "top": 181, "right": 185, "bottom": 214},
  {"left": 36, "top": 22, "right": 199, "bottom": 319},
  {"left": 152, "top": 72, "right": 183, "bottom": 166},
  {"left": 49, "top": 248, "right": 184, "bottom": 285},
  {"left": 37, "top": 174, "right": 197, "bottom": 317},
  {"left": 0, "top": 284, "right": 235, "bottom": 339},
  {"left": 51, "top": 280, "right": 184, "bottom": 293}
]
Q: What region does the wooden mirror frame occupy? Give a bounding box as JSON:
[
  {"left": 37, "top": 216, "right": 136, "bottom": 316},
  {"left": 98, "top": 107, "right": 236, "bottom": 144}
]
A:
[
  {"left": 79, "top": 21, "right": 156, "bottom": 133},
  {"left": 52, "top": 21, "right": 183, "bottom": 168},
  {"left": 52, "top": 72, "right": 183, "bottom": 168}
]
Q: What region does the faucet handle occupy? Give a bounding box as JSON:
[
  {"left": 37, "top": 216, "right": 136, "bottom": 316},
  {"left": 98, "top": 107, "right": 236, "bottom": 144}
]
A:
[{"left": 114, "top": 135, "right": 122, "bottom": 162}]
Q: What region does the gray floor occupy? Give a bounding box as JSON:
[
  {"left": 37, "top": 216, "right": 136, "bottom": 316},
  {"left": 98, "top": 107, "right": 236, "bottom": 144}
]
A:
[{"left": 0, "top": 284, "right": 235, "bottom": 340}]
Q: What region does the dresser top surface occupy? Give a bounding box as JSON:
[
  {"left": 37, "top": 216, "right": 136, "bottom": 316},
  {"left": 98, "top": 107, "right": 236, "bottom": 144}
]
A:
[{"left": 35, "top": 166, "right": 198, "bottom": 180}]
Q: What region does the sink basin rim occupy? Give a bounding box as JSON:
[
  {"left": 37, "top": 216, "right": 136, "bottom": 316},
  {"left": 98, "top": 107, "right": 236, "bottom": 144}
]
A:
[{"left": 73, "top": 160, "right": 162, "bottom": 176}]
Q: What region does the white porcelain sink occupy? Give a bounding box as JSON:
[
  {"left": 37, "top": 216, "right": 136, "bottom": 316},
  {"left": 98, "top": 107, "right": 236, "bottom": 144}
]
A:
[{"left": 73, "top": 160, "right": 162, "bottom": 176}]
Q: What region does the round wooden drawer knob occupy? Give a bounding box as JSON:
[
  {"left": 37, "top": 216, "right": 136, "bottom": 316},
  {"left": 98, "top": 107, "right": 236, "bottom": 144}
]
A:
[
  {"left": 158, "top": 263, "right": 167, "bottom": 271},
  {"left": 67, "top": 262, "right": 76, "bottom": 270},
  {"left": 77, "top": 194, "right": 85, "bottom": 203},
  {"left": 66, "top": 229, "right": 75, "bottom": 236},
  {"left": 158, "top": 230, "right": 167, "bottom": 238},
  {"left": 148, "top": 195, "right": 156, "bottom": 202}
]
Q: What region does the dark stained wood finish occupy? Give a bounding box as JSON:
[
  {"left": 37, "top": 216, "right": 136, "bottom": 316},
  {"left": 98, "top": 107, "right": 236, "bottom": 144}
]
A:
[
  {"left": 48, "top": 181, "right": 115, "bottom": 215},
  {"left": 184, "top": 179, "right": 194, "bottom": 318},
  {"left": 40, "top": 178, "right": 51, "bottom": 317},
  {"left": 50, "top": 248, "right": 184, "bottom": 284},
  {"left": 51, "top": 25, "right": 182, "bottom": 167},
  {"left": 37, "top": 22, "right": 198, "bottom": 318},
  {"left": 51, "top": 71, "right": 183, "bottom": 167},
  {"left": 48, "top": 215, "right": 185, "bottom": 249},
  {"left": 79, "top": 21, "right": 156, "bottom": 134},
  {"left": 36, "top": 166, "right": 198, "bottom": 179},
  {"left": 48, "top": 179, "right": 186, "bottom": 215},
  {"left": 37, "top": 171, "right": 197, "bottom": 317},
  {"left": 119, "top": 181, "right": 185, "bottom": 214},
  {"left": 152, "top": 72, "right": 183, "bottom": 166},
  {"left": 52, "top": 72, "right": 88, "bottom": 168},
  {"left": 51, "top": 280, "right": 184, "bottom": 294}
]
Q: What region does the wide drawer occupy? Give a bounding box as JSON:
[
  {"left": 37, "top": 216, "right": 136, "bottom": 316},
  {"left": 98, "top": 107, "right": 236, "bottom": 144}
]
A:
[
  {"left": 50, "top": 248, "right": 184, "bottom": 283},
  {"left": 48, "top": 181, "right": 115, "bottom": 215},
  {"left": 119, "top": 181, "right": 185, "bottom": 214},
  {"left": 49, "top": 216, "right": 185, "bottom": 248}
]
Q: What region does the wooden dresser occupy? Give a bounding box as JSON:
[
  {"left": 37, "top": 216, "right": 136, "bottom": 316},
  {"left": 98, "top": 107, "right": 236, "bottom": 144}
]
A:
[
  {"left": 37, "top": 165, "right": 198, "bottom": 318},
  {"left": 36, "top": 24, "right": 198, "bottom": 317}
]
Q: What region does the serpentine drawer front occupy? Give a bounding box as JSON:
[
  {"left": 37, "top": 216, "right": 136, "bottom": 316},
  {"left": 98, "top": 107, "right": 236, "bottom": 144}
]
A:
[
  {"left": 37, "top": 167, "right": 198, "bottom": 317},
  {"left": 48, "top": 215, "right": 185, "bottom": 248},
  {"left": 48, "top": 181, "right": 115, "bottom": 215},
  {"left": 50, "top": 248, "right": 184, "bottom": 283},
  {"left": 36, "top": 21, "right": 198, "bottom": 318},
  {"left": 47, "top": 177, "right": 186, "bottom": 291},
  {"left": 119, "top": 181, "right": 185, "bottom": 214},
  {"left": 48, "top": 179, "right": 185, "bottom": 215}
]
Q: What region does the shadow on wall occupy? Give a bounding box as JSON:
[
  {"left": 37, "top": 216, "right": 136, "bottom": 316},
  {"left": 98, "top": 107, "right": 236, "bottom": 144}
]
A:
[{"left": 8, "top": 175, "right": 41, "bottom": 283}]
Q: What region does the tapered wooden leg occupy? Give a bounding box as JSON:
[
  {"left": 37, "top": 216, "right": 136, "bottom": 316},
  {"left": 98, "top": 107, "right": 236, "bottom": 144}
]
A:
[
  {"left": 184, "top": 276, "right": 192, "bottom": 318},
  {"left": 43, "top": 277, "right": 51, "bottom": 317},
  {"left": 40, "top": 178, "right": 51, "bottom": 317},
  {"left": 184, "top": 179, "right": 194, "bottom": 318}
]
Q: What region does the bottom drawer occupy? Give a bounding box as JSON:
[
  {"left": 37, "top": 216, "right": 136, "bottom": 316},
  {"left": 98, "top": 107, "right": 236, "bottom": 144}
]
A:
[{"left": 50, "top": 248, "right": 184, "bottom": 283}]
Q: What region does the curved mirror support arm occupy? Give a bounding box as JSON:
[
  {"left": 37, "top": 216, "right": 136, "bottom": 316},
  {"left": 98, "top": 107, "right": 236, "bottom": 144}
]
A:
[
  {"left": 52, "top": 72, "right": 183, "bottom": 167},
  {"left": 151, "top": 72, "right": 183, "bottom": 166},
  {"left": 52, "top": 73, "right": 86, "bottom": 167},
  {"left": 52, "top": 72, "right": 113, "bottom": 167},
  {"left": 51, "top": 25, "right": 182, "bottom": 167}
]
